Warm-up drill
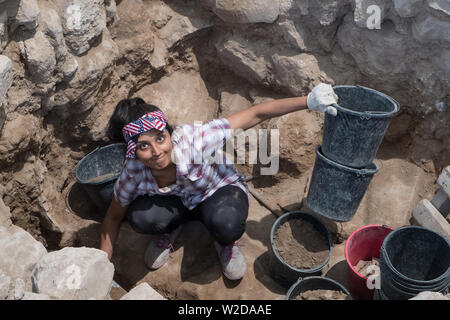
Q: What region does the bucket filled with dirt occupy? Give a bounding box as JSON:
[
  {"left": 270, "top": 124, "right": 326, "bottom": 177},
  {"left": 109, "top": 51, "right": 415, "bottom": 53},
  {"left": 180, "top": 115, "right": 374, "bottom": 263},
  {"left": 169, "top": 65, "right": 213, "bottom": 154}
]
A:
[
  {"left": 286, "top": 276, "right": 351, "bottom": 300},
  {"left": 75, "top": 143, "right": 126, "bottom": 215},
  {"left": 269, "top": 211, "right": 333, "bottom": 288}
]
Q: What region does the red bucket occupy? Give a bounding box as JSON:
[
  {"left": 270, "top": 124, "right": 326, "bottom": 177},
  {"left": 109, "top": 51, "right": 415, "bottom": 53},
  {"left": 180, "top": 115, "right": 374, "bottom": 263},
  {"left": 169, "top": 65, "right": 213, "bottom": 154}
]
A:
[{"left": 344, "top": 224, "right": 394, "bottom": 300}]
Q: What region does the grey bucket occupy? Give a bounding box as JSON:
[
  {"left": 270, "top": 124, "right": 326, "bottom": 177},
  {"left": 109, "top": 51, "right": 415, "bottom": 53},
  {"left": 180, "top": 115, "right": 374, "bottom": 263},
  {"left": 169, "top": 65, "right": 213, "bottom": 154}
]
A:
[
  {"left": 75, "top": 143, "right": 127, "bottom": 215},
  {"left": 376, "top": 226, "right": 450, "bottom": 300},
  {"left": 306, "top": 146, "right": 379, "bottom": 222},
  {"left": 286, "top": 276, "right": 351, "bottom": 300},
  {"left": 322, "top": 85, "right": 399, "bottom": 168},
  {"left": 269, "top": 211, "right": 333, "bottom": 288}
]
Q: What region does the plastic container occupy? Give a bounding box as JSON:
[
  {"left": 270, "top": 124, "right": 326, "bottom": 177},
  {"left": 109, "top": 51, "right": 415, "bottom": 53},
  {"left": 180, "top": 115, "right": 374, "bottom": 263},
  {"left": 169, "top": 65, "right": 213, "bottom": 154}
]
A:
[
  {"left": 75, "top": 143, "right": 126, "bottom": 215},
  {"left": 269, "top": 211, "right": 333, "bottom": 288},
  {"left": 286, "top": 276, "right": 351, "bottom": 300},
  {"left": 377, "top": 226, "right": 450, "bottom": 300},
  {"left": 345, "top": 224, "right": 394, "bottom": 300},
  {"left": 306, "top": 146, "right": 379, "bottom": 222},
  {"left": 322, "top": 85, "right": 399, "bottom": 168}
]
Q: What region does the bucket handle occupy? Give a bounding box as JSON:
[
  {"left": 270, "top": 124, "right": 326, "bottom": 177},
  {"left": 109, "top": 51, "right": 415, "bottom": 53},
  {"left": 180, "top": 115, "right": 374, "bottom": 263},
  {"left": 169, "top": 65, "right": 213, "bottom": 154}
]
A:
[{"left": 356, "top": 160, "right": 383, "bottom": 177}]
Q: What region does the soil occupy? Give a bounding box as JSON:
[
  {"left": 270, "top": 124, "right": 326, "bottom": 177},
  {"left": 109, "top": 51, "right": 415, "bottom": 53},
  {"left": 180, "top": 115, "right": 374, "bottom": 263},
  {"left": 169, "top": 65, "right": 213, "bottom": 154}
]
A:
[
  {"left": 273, "top": 219, "right": 330, "bottom": 269},
  {"left": 293, "top": 289, "right": 349, "bottom": 300}
]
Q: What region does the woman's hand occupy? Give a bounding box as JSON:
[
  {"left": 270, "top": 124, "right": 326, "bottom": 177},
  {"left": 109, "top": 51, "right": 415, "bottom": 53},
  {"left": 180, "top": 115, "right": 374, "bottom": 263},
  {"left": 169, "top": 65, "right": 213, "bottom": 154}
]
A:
[{"left": 307, "top": 83, "right": 339, "bottom": 116}]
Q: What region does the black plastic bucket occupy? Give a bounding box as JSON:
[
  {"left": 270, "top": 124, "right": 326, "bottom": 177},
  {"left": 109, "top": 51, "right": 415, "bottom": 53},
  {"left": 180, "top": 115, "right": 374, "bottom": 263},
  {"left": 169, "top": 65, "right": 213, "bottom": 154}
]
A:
[
  {"left": 377, "top": 226, "right": 450, "bottom": 300},
  {"left": 306, "top": 146, "right": 379, "bottom": 222},
  {"left": 269, "top": 211, "right": 333, "bottom": 288},
  {"left": 286, "top": 276, "right": 351, "bottom": 300},
  {"left": 322, "top": 85, "right": 399, "bottom": 168},
  {"left": 75, "top": 143, "right": 127, "bottom": 214}
]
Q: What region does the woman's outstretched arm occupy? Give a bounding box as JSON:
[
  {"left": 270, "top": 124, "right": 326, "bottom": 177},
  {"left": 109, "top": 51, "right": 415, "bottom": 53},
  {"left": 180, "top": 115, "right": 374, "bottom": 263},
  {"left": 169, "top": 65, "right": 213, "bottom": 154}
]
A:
[{"left": 226, "top": 83, "right": 338, "bottom": 131}]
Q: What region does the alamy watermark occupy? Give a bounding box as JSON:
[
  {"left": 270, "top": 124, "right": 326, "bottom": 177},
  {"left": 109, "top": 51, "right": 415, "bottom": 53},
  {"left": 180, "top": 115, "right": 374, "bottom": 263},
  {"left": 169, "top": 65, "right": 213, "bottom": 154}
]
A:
[
  {"left": 366, "top": 5, "right": 382, "bottom": 30},
  {"left": 170, "top": 121, "right": 280, "bottom": 176}
]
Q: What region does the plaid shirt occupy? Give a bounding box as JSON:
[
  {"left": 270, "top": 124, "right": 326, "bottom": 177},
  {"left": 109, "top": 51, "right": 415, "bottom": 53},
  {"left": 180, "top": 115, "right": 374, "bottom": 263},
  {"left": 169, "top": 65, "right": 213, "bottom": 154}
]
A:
[{"left": 113, "top": 118, "right": 249, "bottom": 209}]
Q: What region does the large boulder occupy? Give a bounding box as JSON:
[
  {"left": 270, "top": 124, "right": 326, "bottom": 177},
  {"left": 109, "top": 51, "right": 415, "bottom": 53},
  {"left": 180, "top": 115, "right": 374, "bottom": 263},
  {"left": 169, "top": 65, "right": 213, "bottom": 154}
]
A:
[
  {"left": 393, "top": 0, "right": 423, "bottom": 18},
  {"left": 270, "top": 53, "right": 333, "bottom": 95},
  {"left": 2, "top": 0, "right": 40, "bottom": 32},
  {"left": 212, "top": 0, "right": 280, "bottom": 24},
  {"left": 0, "top": 11, "right": 7, "bottom": 53},
  {"left": 19, "top": 31, "right": 56, "bottom": 84},
  {"left": 133, "top": 71, "right": 218, "bottom": 126},
  {"left": 32, "top": 247, "right": 114, "bottom": 300},
  {"left": 216, "top": 35, "right": 269, "bottom": 85},
  {"left": 58, "top": 0, "right": 107, "bottom": 55},
  {"left": 412, "top": 14, "right": 450, "bottom": 46},
  {"left": 0, "top": 226, "right": 47, "bottom": 291},
  {"left": 0, "top": 55, "right": 12, "bottom": 106}
]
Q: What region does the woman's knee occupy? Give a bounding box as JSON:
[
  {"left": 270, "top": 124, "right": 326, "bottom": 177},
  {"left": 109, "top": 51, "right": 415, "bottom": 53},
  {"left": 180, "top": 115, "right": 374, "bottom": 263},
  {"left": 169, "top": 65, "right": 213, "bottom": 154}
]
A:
[
  {"left": 127, "top": 210, "right": 169, "bottom": 234},
  {"left": 126, "top": 195, "right": 181, "bottom": 235},
  {"left": 207, "top": 208, "right": 247, "bottom": 244}
]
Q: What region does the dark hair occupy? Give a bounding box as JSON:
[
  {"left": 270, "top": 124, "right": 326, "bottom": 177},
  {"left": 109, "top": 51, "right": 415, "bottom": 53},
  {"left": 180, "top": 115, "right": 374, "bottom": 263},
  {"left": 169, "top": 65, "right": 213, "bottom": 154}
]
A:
[{"left": 107, "top": 98, "right": 173, "bottom": 142}]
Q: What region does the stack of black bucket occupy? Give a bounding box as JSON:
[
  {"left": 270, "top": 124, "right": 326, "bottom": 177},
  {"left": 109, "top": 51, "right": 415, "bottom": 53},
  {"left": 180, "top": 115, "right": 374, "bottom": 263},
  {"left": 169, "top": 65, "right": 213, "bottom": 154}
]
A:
[
  {"left": 306, "top": 86, "right": 450, "bottom": 300},
  {"left": 306, "top": 85, "right": 399, "bottom": 222}
]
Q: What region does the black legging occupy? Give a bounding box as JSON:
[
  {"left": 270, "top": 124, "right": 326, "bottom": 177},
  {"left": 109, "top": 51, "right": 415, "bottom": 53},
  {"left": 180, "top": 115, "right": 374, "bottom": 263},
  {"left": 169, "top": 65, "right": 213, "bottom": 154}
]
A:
[{"left": 126, "top": 185, "right": 249, "bottom": 245}]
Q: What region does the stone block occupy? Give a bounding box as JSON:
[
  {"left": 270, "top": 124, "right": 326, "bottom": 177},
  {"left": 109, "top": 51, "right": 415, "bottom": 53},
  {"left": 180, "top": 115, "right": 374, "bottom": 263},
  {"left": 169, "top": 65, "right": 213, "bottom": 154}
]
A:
[
  {"left": 32, "top": 247, "right": 114, "bottom": 300},
  {"left": 437, "top": 166, "right": 450, "bottom": 198},
  {"left": 431, "top": 188, "right": 450, "bottom": 217},
  {"left": 120, "top": 283, "right": 166, "bottom": 300},
  {"left": 412, "top": 199, "right": 450, "bottom": 242}
]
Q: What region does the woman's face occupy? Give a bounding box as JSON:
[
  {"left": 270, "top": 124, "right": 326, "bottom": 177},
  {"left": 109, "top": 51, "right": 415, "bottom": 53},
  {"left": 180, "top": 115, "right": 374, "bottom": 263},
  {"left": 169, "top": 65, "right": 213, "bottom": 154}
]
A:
[{"left": 135, "top": 129, "right": 173, "bottom": 170}]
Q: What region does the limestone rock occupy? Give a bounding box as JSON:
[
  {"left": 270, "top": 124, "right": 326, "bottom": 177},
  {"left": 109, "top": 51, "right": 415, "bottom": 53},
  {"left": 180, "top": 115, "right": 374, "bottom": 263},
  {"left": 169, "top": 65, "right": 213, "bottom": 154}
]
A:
[
  {"left": 40, "top": 6, "right": 78, "bottom": 81},
  {"left": 270, "top": 53, "right": 332, "bottom": 95},
  {"left": 216, "top": 36, "right": 269, "bottom": 85},
  {"left": 337, "top": 15, "right": 411, "bottom": 78},
  {"left": 0, "top": 114, "right": 41, "bottom": 166},
  {"left": 49, "top": 29, "right": 119, "bottom": 115},
  {"left": 308, "top": 0, "right": 349, "bottom": 26},
  {"left": 0, "top": 11, "right": 7, "bottom": 53},
  {"left": 218, "top": 90, "right": 252, "bottom": 118},
  {"left": 0, "top": 55, "right": 12, "bottom": 106},
  {"left": 0, "top": 269, "right": 11, "bottom": 300},
  {"left": 32, "top": 247, "right": 114, "bottom": 300},
  {"left": 393, "top": 0, "right": 423, "bottom": 18},
  {"left": 0, "top": 225, "right": 47, "bottom": 291},
  {"left": 20, "top": 31, "right": 56, "bottom": 84},
  {"left": 6, "top": 0, "right": 40, "bottom": 31},
  {"left": 212, "top": 0, "right": 280, "bottom": 24},
  {"left": 0, "top": 196, "right": 11, "bottom": 229},
  {"left": 412, "top": 14, "right": 450, "bottom": 45},
  {"left": 156, "top": 2, "right": 214, "bottom": 49},
  {"left": 22, "top": 292, "right": 51, "bottom": 300},
  {"left": 59, "top": 0, "right": 107, "bottom": 55},
  {"left": 13, "top": 278, "right": 25, "bottom": 300},
  {"left": 104, "top": 0, "right": 117, "bottom": 25},
  {"left": 120, "top": 283, "right": 166, "bottom": 300},
  {"left": 133, "top": 71, "right": 218, "bottom": 126},
  {"left": 410, "top": 291, "right": 450, "bottom": 300},
  {"left": 427, "top": 0, "right": 450, "bottom": 16}
]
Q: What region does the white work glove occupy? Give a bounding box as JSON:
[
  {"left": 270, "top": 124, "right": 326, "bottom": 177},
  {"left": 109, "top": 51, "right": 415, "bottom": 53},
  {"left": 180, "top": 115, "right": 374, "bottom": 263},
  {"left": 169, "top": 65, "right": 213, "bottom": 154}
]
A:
[{"left": 307, "top": 83, "right": 339, "bottom": 116}]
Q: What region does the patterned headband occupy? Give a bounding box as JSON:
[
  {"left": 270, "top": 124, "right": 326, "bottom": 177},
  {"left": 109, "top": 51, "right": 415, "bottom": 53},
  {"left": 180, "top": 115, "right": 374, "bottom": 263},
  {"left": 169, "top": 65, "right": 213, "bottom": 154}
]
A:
[{"left": 122, "top": 110, "right": 168, "bottom": 159}]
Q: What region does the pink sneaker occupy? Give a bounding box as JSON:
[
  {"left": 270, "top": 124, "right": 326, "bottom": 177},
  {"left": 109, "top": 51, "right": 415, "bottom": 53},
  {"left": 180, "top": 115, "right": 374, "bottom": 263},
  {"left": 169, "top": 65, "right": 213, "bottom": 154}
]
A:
[
  {"left": 144, "top": 226, "right": 182, "bottom": 270},
  {"left": 214, "top": 240, "right": 247, "bottom": 280}
]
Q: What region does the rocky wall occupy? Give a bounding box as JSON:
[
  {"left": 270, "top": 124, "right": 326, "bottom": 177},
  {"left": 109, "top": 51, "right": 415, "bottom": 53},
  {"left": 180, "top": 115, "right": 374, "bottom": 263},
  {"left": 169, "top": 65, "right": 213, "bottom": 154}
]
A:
[{"left": 0, "top": 0, "right": 448, "bottom": 249}]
